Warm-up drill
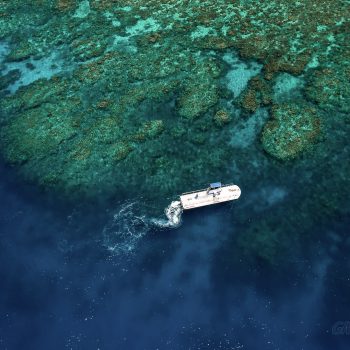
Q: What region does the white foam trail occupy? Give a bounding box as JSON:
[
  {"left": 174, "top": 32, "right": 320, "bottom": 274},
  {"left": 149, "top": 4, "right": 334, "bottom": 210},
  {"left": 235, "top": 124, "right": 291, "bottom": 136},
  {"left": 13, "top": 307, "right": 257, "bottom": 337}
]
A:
[
  {"left": 151, "top": 201, "right": 183, "bottom": 228},
  {"left": 102, "top": 202, "right": 150, "bottom": 255},
  {"left": 102, "top": 200, "right": 183, "bottom": 255}
]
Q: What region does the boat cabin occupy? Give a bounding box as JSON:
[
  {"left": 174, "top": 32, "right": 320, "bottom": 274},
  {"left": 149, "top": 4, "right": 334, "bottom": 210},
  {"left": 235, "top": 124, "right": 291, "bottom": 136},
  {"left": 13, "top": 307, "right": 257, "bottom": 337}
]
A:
[
  {"left": 209, "top": 182, "right": 221, "bottom": 189},
  {"left": 207, "top": 182, "right": 222, "bottom": 195}
]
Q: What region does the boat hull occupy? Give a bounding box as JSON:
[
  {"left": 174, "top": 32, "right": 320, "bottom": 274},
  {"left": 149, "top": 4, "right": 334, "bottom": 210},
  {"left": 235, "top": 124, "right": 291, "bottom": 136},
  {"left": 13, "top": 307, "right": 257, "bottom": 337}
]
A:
[{"left": 180, "top": 184, "right": 241, "bottom": 210}]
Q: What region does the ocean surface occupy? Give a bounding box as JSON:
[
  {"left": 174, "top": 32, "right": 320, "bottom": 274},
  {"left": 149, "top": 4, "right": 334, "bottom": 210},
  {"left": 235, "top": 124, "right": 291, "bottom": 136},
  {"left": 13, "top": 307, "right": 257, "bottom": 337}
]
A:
[
  {"left": 1, "top": 1, "right": 350, "bottom": 349},
  {"left": 1, "top": 160, "right": 349, "bottom": 350}
]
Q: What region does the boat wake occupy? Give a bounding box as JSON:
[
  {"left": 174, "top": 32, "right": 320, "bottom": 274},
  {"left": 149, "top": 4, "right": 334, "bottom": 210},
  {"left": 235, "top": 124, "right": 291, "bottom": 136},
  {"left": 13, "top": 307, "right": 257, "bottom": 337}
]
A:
[
  {"left": 102, "top": 200, "right": 183, "bottom": 255},
  {"left": 102, "top": 202, "right": 149, "bottom": 255},
  {"left": 150, "top": 201, "right": 183, "bottom": 228}
]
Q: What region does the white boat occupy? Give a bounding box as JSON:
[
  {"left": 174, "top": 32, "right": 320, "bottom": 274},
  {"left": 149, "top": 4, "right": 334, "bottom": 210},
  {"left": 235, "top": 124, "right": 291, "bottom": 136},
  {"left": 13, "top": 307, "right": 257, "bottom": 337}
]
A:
[{"left": 179, "top": 182, "right": 241, "bottom": 210}]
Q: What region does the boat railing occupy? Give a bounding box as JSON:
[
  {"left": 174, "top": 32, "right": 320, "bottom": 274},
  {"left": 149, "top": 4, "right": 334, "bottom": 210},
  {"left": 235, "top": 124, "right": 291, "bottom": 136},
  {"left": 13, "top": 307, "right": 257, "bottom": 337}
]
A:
[{"left": 180, "top": 183, "right": 235, "bottom": 196}]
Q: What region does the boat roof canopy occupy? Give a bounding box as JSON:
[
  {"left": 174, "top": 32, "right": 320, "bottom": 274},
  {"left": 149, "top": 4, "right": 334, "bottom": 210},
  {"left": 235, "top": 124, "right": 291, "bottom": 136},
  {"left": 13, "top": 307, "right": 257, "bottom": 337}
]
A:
[{"left": 210, "top": 182, "right": 221, "bottom": 189}]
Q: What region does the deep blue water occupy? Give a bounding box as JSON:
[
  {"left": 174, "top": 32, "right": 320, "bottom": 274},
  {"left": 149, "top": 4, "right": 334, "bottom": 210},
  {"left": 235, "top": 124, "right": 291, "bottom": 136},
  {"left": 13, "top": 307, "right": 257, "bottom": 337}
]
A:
[{"left": 0, "top": 161, "right": 350, "bottom": 350}]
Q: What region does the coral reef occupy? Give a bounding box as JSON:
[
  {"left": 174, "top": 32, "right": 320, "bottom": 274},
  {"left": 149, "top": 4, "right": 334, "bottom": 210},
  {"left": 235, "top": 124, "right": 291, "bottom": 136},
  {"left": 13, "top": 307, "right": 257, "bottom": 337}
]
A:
[
  {"left": 213, "top": 109, "right": 231, "bottom": 127},
  {"left": 305, "top": 62, "right": 350, "bottom": 114},
  {"left": 261, "top": 103, "right": 321, "bottom": 160},
  {"left": 177, "top": 60, "right": 221, "bottom": 119},
  {"left": 0, "top": 0, "right": 349, "bottom": 263},
  {"left": 238, "top": 76, "right": 272, "bottom": 113}
]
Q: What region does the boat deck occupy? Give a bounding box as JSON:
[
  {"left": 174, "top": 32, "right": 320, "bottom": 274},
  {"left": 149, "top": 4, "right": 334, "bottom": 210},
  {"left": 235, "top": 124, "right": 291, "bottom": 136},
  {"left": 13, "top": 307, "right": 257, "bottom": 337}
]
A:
[{"left": 180, "top": 184, "right": 241, "bottom": 210}]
